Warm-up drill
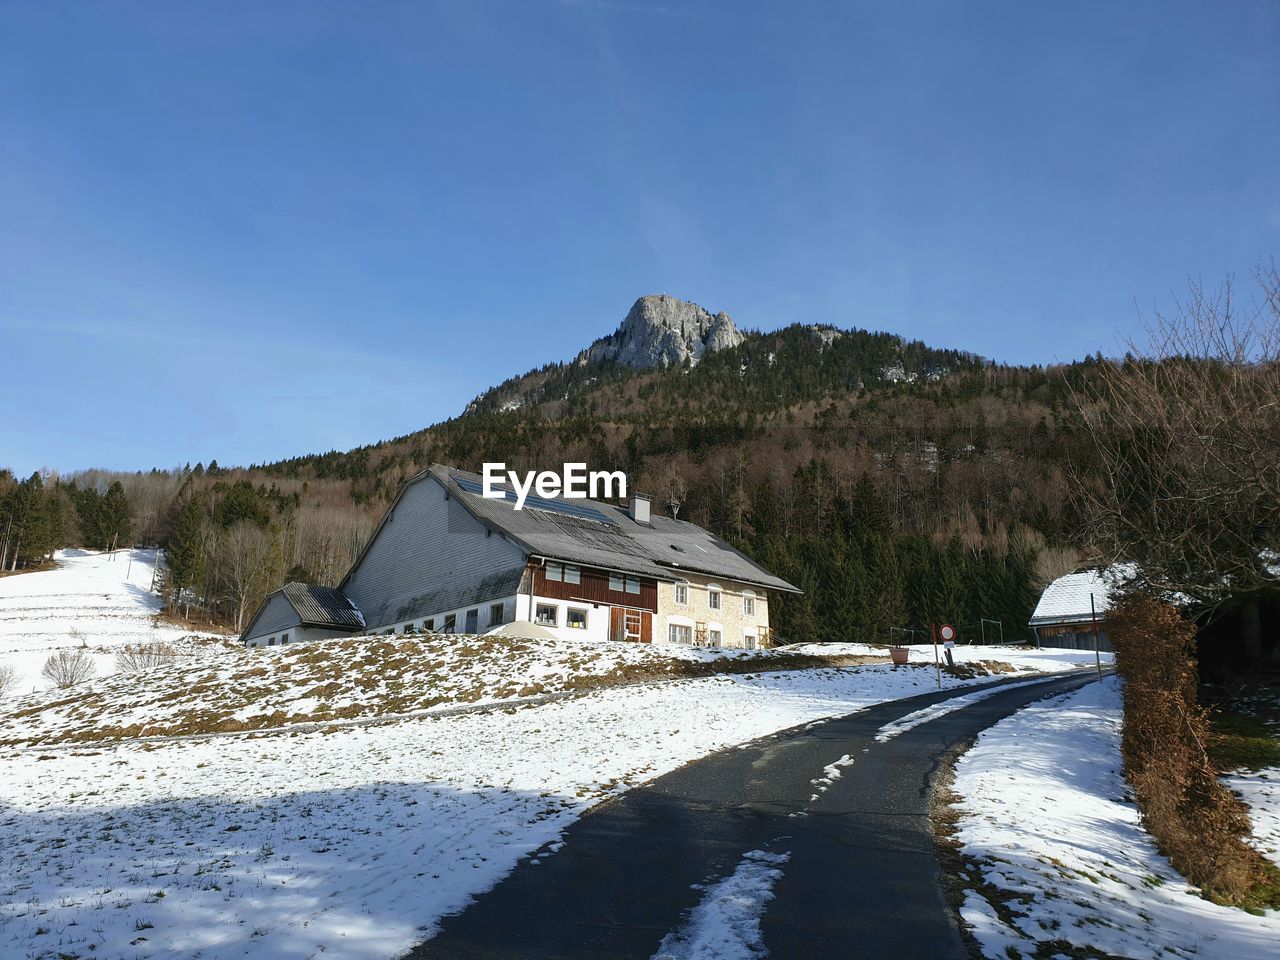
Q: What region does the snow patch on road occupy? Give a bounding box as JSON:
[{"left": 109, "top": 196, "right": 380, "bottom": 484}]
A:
[
  {"left": 808, "top": 754, "right": 855, "bottom": 800},
  {"left": 874, "top": 676, "right": 1062, "bottom": 741},
  {"left": 953, "top": 677, "right": 1280, "bottom": 959},
  {"left": 652, "top": 848, "right": 790, "bottom": 960}
]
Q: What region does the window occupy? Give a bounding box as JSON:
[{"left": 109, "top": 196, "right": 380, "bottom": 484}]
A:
[
  {"left": 625, "top": 577, "right": 641, "bottom": 595},
  {"left": 744, "top": 633, "right": 758, "bottom": 651},
  {"left": 668, "top": 624, "right": 693, "bottom": 644},
  {"left": 674, "top": 584, "right": 688, "bottom": 605},
  {"left": 567, "top": 608, "right": 588, "bottom": 630},
  {"left": 489, "top": 603, "right": 506, "bottom": 627},
  {"left": 465, "top": 609, "right": 478, "bottom": 633},
  {"left": 708, "top": 629, "right": 722, "bottom": 647},
  {"left": 546, "top": 562, "right": 563, "bottom": 581},
  {"left": 425, "top": 618, "right": 435, "bottom": 631},
  {"left": 268, "top": 637, "right": 276, "bottom": 646},
  {"left": 609, "top": 573, "right": 624, "bottom": 592},
  {"left": 708, "top": 587, "right": 722, "bottom": 611},
  {"left": 281, "top": 632, "right": 289, "bottom": 644},
  {"left": 443, "top": 613, "right": 456, "bottom": 633},
  {"left": 402, "top": 624, "right": 414, "bottom": 634},
  {"left": 742, "top": 591, "right": 756, "bottom": 616},
  {"left": 535, "top": 603, "right": 558, "bottom": 627},
  {"left": 564, "top": 564, "right": 581, "bottom": 585}
]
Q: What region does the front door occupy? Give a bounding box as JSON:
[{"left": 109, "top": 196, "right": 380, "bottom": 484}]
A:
[{"left": 608, "top": 607, "right": 652, "bottom": 643}]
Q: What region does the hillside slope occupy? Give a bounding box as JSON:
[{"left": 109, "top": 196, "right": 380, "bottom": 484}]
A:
[
  {"left": 0, "top": 549, "right": 229, "bottom": 696},
  {"left": 9, "top": 294, "right": 1098, "bottom": 647}
]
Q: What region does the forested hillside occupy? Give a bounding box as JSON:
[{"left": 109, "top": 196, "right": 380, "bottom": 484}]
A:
[{"left": 2, "top": 317, "right": 1107, "bottom": 643}]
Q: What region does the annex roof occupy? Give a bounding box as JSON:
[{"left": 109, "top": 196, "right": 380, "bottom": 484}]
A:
[
  {"left": 428, "top": 465, "right": 801, "bottom": 594},
  {"left": 1029, "top": 566, "right": 1132, "bottom": 626},
  {"left": 279, "top": 582, "right": 366, "bottom": 630}
]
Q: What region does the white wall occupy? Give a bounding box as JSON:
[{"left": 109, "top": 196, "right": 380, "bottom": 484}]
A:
[{"left": 245, "top": 625, "right": 353, "bottom": 648}]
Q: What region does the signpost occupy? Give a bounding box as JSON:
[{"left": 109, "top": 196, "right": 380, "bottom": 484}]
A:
[
  {"left": 939, "top": 623, "right": 956, "bottom": 668},
  {"left": 1090, "top": 594, "right": 1103, "bottom": 680}
]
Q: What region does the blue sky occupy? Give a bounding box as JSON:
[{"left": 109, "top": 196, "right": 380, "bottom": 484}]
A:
[{"left": 2, "top": 1, "right": 1277, "bottom": 475}]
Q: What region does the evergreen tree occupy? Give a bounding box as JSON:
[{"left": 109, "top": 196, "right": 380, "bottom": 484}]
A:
[
  {"left": 1, "top": 473, "right": 52, "bottom": 568},
  {"left": 213, "top": 480, "right": 272, "bottom": 528},
  {"left": 165, "top": 496, "right": 207, "bottom": 611},
  {"left": 100, "top": 481, "right": 132, "bottom": 548}
]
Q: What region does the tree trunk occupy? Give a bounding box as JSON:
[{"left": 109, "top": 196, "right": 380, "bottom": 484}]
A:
[{"left": 1241, "top": 597, "right": 1262, "bottom": 663}]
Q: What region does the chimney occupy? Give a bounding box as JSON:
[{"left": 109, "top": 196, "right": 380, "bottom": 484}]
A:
[{"left": 629, "top": 493, "right": 652, "bottom": 525}]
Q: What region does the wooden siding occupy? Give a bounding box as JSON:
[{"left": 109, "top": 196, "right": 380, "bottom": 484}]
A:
[
  {"left": 608, "top": 607, "right": 653, "bottom": 643},
  {"left": 342, "top": 476, "right": 527, "bottom": 629},
  {"left": 243, "top": 594, "right": 301, "bottom": 642},
  {"left": 532, "top": 562, "right": 657, "bottom": 612}
]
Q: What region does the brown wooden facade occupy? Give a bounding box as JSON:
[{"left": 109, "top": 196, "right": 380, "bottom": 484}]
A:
[{"left": 528, "top": 561, "right": 658, "bottom": 613}]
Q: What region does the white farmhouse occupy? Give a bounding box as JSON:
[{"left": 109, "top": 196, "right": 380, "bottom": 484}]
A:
[{"left": 241, "top": 464, "right": 799, "bottom": 649}]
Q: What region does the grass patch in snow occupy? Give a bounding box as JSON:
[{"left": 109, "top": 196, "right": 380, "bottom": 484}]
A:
[
  {"left": 0, "top": 632, "right": 904, "bottom": 747},
  {"left": 1210, "top": 712, "right": 1280, "bottom": 773}
]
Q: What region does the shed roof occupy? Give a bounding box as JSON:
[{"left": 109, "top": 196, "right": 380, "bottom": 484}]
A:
[
  {"left": 429, "top": 465, "right": 800, "bottom": 593},
  {"left": 279, "top": 582, "right": 366, "bottom": 630},
  {"left": 1030, "top": 566, "right": 1132, "bottom": 626}
]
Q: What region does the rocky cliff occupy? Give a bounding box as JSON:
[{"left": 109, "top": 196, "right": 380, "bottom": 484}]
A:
[{"left": 576, "top": 294, "right": 744, "bottom": 370}]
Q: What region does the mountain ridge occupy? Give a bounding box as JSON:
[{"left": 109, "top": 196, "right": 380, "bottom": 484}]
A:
[{"left": 464, "top": 293, "right": 983, "bottom": 417}]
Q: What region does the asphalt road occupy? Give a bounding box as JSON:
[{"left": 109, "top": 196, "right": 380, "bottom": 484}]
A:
[{"left": 406, "top": 668, "right": 1104, "bottom": 960}]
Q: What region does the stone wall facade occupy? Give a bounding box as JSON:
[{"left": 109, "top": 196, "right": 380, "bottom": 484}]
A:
[{"left": 655, "top": 571, "right": 771, "bottom": 649}]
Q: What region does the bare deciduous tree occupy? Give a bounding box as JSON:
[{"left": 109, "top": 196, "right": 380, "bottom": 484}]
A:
[
  {"left": 1072, "top": 265, "right": 1280, "bottom": 660},
  {"left": 0, "top": 664, "right": 18, "bottom": 698},
  {"left": 220, "top": 522, "right": 280, "bottom": 632},
  {"left": 41, "top": 649, "right": 95, "bottom": 688}
]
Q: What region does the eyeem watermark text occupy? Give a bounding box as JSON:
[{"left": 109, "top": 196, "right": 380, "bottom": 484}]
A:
[{"left": 482, "top": 462, "right": 627, "bottom": 510}]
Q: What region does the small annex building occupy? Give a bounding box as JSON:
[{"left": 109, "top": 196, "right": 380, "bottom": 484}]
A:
[
  {"left": 241, "top": 464, "right": 799, "bottom": 650},
  {"left": 239, "top": 581, "right": 366, "bottom": 648},
  {"left": 1028, "top": 567, "right": 1127, "bottom": 652}
]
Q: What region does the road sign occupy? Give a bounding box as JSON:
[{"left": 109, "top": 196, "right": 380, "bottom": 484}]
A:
[{"left": 939, "top": 624, "right": 956, "bottom": 642}]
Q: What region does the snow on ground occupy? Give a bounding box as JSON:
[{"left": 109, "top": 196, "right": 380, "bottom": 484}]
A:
[
  {"left": 650, "top": 847, "right": 790, "bottom": 960},
  {"left": 0, "top": 629, "right": 890, "bottom": 746},
  {"left": 1225, "top": 767, "right": 1280, "bottom": 869},
  {"left": 0, "top": 630, "right": 1090, "bottom": 747},
  {"left": 1, "top": 663, "right": 1065, "bottom": 960},
  {"left": 786, "top": 640, "right": 1112, "bottom": 673},
  {"left": 952, "top": 677, "right": 1280, "bottom": 960},
  {"left": 0, "top": 548, "right": 226, "bottom": 696}
]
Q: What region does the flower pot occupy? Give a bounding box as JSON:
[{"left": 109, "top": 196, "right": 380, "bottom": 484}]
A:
[{"left": 889, "top": 646, "right": 910, "bottom": 666}]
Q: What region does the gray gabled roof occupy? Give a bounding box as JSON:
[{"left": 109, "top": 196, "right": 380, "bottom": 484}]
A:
[
  {"left": 429, "top": 465, "right": 800, "bottom": 593},
  {"left": 279, "top": 582, "right": 366, "bottom": 630}
]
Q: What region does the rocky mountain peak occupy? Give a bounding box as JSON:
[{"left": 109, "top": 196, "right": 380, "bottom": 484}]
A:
[{"left": 576, "top": 294, "right": 744, "bottom": 370}]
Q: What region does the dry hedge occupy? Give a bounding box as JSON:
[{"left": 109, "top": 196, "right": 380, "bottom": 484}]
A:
[{"left": 1110, "top": 595, "right": 1271, "bottom": 905}]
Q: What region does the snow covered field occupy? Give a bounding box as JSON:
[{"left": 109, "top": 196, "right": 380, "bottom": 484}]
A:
[
  {"left": 953, "top": 677, "right": 1280, "bottom": 960},
  {"left": 0, "top": 624, "right": 1092, "bottom": 747},
  {"left": 786, "top": 640, "right": 1112, "bottom": 673},
  {"left": 0, "top": 548, "right": 227, "bottom": 696},
  {"left": 0, "top": 661, "right": 1090, "bottom": 960},
  {"left": 0, "top": 548, "right": 1116, "bottom": 958}
]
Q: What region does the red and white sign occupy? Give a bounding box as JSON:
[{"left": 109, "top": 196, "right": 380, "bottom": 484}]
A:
[{"left": 939, "top": 624, "right": 957, "bottom": 642}]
